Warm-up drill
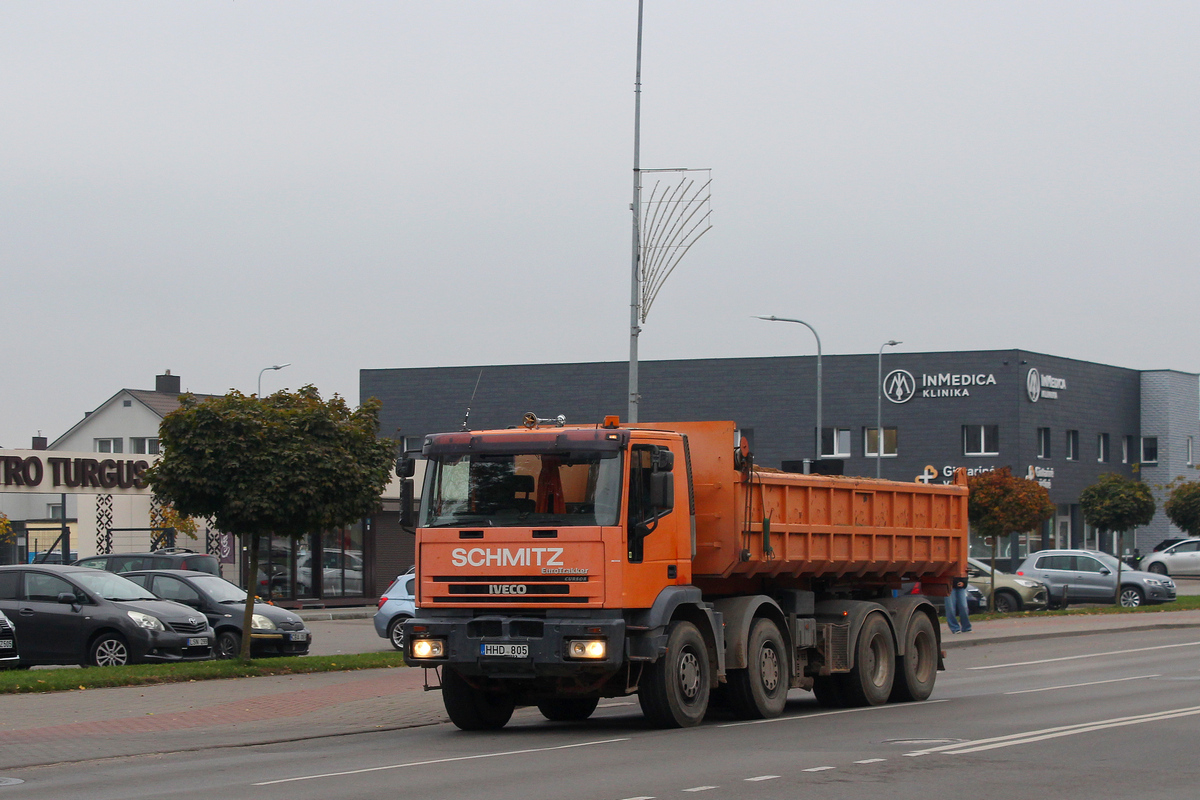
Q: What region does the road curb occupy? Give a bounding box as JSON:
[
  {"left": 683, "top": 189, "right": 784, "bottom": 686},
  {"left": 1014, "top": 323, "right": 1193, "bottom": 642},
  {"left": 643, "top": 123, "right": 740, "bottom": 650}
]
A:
[
  {"left": 296, "top": 609, "right": 375, "bottom": 621},
  {"left": 943, "top": 619, "right": 1200, "bottom": 649}
]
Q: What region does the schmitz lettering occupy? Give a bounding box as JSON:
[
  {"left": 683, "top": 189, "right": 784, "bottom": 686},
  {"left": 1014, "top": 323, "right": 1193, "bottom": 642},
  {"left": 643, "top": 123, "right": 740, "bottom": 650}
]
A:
[{"left": 450, "top": 547, "right": 565, "bottom": 568}]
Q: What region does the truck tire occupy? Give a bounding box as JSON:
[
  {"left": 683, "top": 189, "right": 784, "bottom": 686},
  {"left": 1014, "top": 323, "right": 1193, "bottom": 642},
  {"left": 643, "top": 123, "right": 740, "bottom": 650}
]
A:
[
  {"left": 727, "top": 618, "right": 788, "bottom": 719},
  {"left": 889, "top": 612, "right": 937, "bottom": 702},
  {"left": 537, "top": 697, "right": 599, "bottom": 722},
  {"left": 638, "top": 620, "right": 711, "bottom": 728},
  {"left": 441, "top": 667, "right": 515, "bottom": 731},
  {"left": 841, "top": 613, "right": 895, "bottom": 707}
]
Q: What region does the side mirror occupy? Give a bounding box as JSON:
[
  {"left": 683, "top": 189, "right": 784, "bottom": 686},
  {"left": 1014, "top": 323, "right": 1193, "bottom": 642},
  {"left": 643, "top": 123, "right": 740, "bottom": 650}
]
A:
[
  {"left": 57, "top": 592, "right": 78, "bottom": 605},
  {"left": 396, "top": 455, "right": 415, "bottom": 479},
  {"left": 649, "top": 472, "right": 674, "bottom": 512},
  {"left": 653, "top": 448, "right": 674, "bottom": 472},
  {"left": 1100, "top": 568, "right": 1111, "bottom": 575}
]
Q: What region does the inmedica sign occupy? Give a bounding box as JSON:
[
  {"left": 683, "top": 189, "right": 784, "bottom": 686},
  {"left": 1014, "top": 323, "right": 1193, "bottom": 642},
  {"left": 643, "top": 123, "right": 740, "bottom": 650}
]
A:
[{"left": 884, "top": 370, "right": 998, "bottom": 403}]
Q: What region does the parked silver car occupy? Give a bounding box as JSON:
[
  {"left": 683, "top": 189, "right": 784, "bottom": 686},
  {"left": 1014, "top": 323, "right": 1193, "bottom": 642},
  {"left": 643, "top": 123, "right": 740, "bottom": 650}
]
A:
[
  {"left": 373, "top": 571, "right": 416, "bottom": 650},
  {"left": 1139, "top": 538, "right": 1200, "bottom": 577},
  {"left": 1015, "top": 549, "right": 1176, "bottom": 607}
]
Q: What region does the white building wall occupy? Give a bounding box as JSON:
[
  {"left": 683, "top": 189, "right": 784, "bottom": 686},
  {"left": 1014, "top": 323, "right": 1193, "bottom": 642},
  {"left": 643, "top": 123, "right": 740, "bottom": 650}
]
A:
[{"left": 54, "top": 392, "right": 164, "bottom": 453}]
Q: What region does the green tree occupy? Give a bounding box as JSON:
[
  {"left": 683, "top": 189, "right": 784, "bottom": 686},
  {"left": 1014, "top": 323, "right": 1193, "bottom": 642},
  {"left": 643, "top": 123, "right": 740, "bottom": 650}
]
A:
[
  {"left": 968, "top": 468, "right": 1055, "bottom": 610},
  {"left": 145, "top": 387, "right": 395, "bottom": 659},
  {"left": 1164, "top": 477, "right": 1200, "bottom": 537},
  {"left": 1079, "top": 473, "right": 1156, "bottom": 605}
]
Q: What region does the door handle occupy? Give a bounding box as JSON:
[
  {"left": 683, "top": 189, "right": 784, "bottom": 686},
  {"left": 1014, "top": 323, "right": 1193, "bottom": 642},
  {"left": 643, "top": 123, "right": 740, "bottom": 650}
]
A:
[{"left": 19, "top": 608, "right": 34, "bottom": 616}]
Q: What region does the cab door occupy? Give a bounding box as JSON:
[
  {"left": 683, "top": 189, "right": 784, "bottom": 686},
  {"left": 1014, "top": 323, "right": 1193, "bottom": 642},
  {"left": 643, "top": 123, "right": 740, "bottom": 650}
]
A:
[{"left": 621, "top": 439, "right": 686, "bottom": 609}]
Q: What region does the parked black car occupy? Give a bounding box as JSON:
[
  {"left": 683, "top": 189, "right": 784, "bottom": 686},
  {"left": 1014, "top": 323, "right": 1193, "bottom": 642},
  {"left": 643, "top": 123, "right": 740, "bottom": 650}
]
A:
[
  {"left": 0, "top": 565, "right": 214, "bottom": 667},
  {"left": 122, "top": 570, "right": 311, "bottom": 659},
  {"left": 73, "top": 548, "right": 221, "bottom": 576},
  {"left": 0, "top": 608, "right": 18, "bottom": 668}
]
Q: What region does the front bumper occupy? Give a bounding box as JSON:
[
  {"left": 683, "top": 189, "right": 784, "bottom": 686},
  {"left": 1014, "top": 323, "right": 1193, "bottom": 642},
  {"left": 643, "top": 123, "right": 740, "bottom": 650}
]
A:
[
  {"left": 250, "top": 630, "right": 313, "bottom": 656},
  {"left": 1145, "top": 582, "right": 1176, "bottom": 603},
  {"left": 404, "top": 614, "right": 626, "bottom": 678},
  {"left": 133, "top": 627, "right": 216, "bottom": 663}
]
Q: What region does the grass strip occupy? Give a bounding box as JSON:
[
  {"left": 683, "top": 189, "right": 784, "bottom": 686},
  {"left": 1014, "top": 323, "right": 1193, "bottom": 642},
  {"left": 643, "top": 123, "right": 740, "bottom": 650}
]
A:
[
  {"left": 0, "top": 651, "right": 407, "bottom": 695},
  {"left": 972, "top": 593, "right": 1200, "bottom": 621}
]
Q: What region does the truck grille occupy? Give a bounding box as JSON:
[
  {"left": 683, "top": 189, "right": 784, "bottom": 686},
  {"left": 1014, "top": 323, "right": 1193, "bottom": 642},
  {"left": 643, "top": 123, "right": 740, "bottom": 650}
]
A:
[{"left": 431, "top": 575, "right": 589, "bottom": 604}]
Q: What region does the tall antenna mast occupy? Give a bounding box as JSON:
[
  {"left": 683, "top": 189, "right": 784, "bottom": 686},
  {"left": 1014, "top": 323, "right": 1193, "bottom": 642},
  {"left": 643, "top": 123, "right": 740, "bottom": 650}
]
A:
[{"left": 628, "top": 0, "right": 645, "bottom": 423}]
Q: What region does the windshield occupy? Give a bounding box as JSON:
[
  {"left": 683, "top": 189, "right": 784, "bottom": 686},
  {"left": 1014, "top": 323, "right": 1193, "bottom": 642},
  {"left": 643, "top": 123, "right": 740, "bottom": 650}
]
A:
[
  {"left": 420, "top": 451, "right": 623, "bottom": 528},
  {"left": 190, "top": 575, "right": 252, "bottom": 603},
  {"left": 73, "top": 571, "right": 158, "bottom": 601}
]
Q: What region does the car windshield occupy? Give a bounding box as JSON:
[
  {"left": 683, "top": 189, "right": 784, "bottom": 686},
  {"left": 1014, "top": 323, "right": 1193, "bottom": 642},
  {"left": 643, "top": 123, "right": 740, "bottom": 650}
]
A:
[
  {"left": 189, "top": 575, "right": 252, "bottom": 603},
  {"left": 73, "top": 571, "right": 158, "bottom": 601},
  {"left": 420, "top": 450, "right": 623, "bottom": 528}
]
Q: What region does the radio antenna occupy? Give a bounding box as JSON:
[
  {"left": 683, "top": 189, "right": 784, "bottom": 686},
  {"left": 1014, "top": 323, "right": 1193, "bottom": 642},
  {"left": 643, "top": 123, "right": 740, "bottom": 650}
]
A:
[{"left": 462, "top": 370, "right": 483, "bottom": 431}]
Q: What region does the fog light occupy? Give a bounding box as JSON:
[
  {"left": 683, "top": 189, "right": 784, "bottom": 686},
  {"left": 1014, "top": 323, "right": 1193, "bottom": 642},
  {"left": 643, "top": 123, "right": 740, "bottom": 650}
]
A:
[
  {"left": 412, "top": 639, "right": 445, "bottom": 658},
  {"left": 567, "top": 639, "right": 606, "bottom": 659}
]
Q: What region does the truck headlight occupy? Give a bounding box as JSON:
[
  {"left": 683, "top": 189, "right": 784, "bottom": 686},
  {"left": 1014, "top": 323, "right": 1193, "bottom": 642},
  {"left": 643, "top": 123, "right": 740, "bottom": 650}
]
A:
[
  {"left": 567, "top": 640, "right": 607, "bottom": 659},
  {"left": 411, "top": 639, "right": 445, "bottom": 658}
]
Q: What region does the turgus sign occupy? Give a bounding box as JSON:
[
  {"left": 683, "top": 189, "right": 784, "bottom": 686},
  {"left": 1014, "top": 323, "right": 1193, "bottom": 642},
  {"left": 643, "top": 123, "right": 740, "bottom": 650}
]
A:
[{"left": 0, "top": 450, "right": 155, "bottom": 495}]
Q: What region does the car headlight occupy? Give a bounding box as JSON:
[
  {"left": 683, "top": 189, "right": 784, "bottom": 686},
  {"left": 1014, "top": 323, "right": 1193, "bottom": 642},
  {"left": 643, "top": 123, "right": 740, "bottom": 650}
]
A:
[
  {"left": 411, "top": 639, "right": 445, "bottom": 658},
  {"left": 251, "top": 614, "right": 277, "bottom": 630},
  {"left": 1015, "top": 579, "right": 1041, "bottom": 588},
  {"left": 127, "top": 611, "right": 165, "bottom": 631}
]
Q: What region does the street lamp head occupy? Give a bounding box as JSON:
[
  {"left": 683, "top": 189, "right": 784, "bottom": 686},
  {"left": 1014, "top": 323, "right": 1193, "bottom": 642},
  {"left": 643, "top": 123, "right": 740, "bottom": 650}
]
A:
[
  {"left": 885, "top": 340, "right": 900, "bottom": 347},
  {"left": 269, "top": 363, "right": 291, "bottom": 371},
  {"left": 752, "top": 315, "right": 779, "bottom": 321}
]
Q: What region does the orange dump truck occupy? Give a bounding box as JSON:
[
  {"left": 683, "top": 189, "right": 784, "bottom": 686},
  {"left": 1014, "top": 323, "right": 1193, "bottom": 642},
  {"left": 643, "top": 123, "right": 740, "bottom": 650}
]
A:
[{"left": 401, "top": 418, "right": 968, "bottom": 730}]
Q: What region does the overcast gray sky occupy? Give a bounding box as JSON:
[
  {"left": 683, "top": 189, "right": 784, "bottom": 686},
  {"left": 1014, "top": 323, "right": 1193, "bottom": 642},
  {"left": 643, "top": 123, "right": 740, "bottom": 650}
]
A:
[{"left": 3, "top": 1, "right": 1198, "bottom": 448}]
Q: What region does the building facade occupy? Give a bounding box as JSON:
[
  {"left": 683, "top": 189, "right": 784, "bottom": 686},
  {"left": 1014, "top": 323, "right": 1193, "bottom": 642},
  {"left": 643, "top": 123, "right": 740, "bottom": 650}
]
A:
[{"left": 362, "top": 349, "right": 1200, "bottom": 565}]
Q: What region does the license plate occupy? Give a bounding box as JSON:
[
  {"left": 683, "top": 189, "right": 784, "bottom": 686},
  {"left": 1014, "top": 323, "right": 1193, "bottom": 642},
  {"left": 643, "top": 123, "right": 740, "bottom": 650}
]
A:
[
  {"left": 0, "top": 640, "right": 11, "bottom": 649},
  {"left": 187, "top": 637, "right": 209, "bottom": 647},
  {"left": 481, "top": 643, "right": 528, "bottom": 658},
  {"left": 290, "top": 632, "right": 309, "bottom": 642}
]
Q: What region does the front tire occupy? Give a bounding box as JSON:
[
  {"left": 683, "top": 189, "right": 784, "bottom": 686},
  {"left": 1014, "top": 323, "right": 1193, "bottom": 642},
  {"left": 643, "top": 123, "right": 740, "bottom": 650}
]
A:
[
  {"left": 639, "top": 620, "right": 711, "bottom": 728},
  {"left": 89, "top": 633, "right": 130, "bottom": 667},
  {"left": 442, "top": 668, "right": 515, "bottom": 731},
  {"left": 1119, "top": 586, "right": 1144, "bottom": 608},
  {"left": 890, "top": 612, "right": 937, "bottom": 702},
  {"left": 993, "top": 590, "right": 1021, "bottom": 613},
  {"left": 1148, "top": 562, "right": 1168, "bottom": 576},
  {"left": 727, "top": 618, "right": 788, "bottom": 719},
  {"left": 841, "top": 613, "right": 895, "bottom": 707},
  {"left": 387, "top": 615, "right": 411, "bottom": 652},
  {"left": 215, "top": 630, "right": 242, "bottom": 659},
  {"left": 537, "top": 697, "right": 599, "bottom": 722}
]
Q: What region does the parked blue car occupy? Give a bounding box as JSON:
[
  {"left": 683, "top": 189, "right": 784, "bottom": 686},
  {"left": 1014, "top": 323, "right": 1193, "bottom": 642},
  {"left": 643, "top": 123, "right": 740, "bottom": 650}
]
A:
[{"left": 373, "top": 571, "right": 416, "bottom": 651}]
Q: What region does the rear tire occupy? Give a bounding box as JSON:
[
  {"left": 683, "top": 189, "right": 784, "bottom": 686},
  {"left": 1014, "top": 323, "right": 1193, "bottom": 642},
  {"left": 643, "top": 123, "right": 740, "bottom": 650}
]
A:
[
  {"left": 727, "top": 618, "right": 788, "bottom": 719},
  {"left": 993, "top": 590, "right": 1021, "bottom": 613},
  {"left": 537, "top": 697, "right": 599, "bottom": 722},
  {"left": 890, "top": 613, "right": 937, "bottom": 702},
  {"left": 1148, "top": 562, "right": 1168, "bottom": 576},
  {"left": 841, "top": 613, "right": 895, "bottom": 707},
  {"left": 387, "top": 615, "right": 411, "bottom": 651},
  {"left": 442, "top": 668, "right": 515, "bottom": 731},
  {"left": 639, "top": 620, "right": 711, "bottom": 728}
]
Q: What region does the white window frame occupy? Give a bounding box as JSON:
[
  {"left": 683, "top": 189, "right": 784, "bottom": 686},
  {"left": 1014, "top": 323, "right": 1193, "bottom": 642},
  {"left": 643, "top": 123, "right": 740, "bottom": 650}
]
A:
[
  {"left": 821, "top": 427, "right": 852, "bottom": 459},
  {"left": 1065, "top": 430, "right": 1079, "bottom": 461},
  {"left": 130, "top": 437, "right": 160, "bottom": 455},
  {"left": 863, "top": 427, "right": 897, "bottom": 457},
  {"left": 1122, "top": 435, "right": 1133, "bottom": 464},
  {"left": 1037, "top": 427, "right": 1051, "bottom": 459},
  {"left": 1097, "top": 433, "right": 1110, "bottom": 463},
  {"left": 94, "top": 438, "right": 123, "bottom": 454},
  {"left": 963, "top": 425, "right": 999, "bottom": 457},
  {"left": 1188, "top": 436, "right": 1194, "bottom": 466},
  {"left": 1141, "top": 437, "right": 1158, "bottom": 464}
]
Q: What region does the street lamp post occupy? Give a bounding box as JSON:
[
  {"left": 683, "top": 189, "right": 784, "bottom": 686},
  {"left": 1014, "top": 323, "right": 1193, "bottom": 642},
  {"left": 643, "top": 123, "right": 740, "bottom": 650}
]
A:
[
  {"left": 754, "top": 316, "right": 821, "bottom": 464},
  {"left": 258, "top": 363, "right": 291, "bottom": 397},
  {"left": 876, "top": 341, "right": 901, "bottom": 478}
]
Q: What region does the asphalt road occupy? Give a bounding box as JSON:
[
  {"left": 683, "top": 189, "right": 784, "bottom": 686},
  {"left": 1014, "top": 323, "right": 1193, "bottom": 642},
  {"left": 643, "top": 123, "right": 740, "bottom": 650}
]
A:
[{"left": 7, "top": 625, "right": 1200, "bottom": 800}]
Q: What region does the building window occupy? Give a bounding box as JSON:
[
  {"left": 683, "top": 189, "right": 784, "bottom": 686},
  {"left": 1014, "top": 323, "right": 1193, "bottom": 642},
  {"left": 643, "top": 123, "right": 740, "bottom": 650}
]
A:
[
  {"left": 864, "top": 427, "right": 898, "bottom": 457},
  {"left": 821, "top": 428, "right": 851, "bottom": 458},
  {"left": 963, "top": 425, "right": 999, "bottom": 456},
  {"left": 47, "top": 504, "right": 63, "bottom": 520},
  {"left": 1141, "top": 437, "right": 1158, "bottom": 464},
  {"left": 1188, "top": 436, "right": 1194, "bottom": 466},
  {"left": 1037, "top": 427, "right": 1051, "bottom": 459},
  {"left": 131, "top": 437, "right": 160, "bottom": 455},
  {"left": 95, "top": 438, "right": 123, "bottom": 454},
  {"left": 1097, "top": 433, "right": 1110, "bottom": 463},
  {"left": 122, "top": 399, "right": 132, "bottom": 407},
  {"left": 1123, "top": 435, "right": 1134, "bottom": 464},
  {"left": 1065, "top": 430, "right": 1079, "bottom": 461}
]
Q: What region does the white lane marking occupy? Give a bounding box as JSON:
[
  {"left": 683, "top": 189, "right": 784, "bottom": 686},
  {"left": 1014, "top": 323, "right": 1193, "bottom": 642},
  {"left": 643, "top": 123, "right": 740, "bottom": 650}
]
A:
[
  {"left": 855, "top": 758, "right": 886, "bottom": 764},
  {"left": 946, "top": 707, "right": 1200, "bottom": 754},
  {"left": 599, "top": 701, "right": 636, "bottom": 708},
  {"left": 745, "top": 775, "right": 781, "bottom": 781},
  {"left": 253, "top": 737, "right": 631, "bottom": 785},
  {"left": 1005, "top": 674, "right": 1159, "bottom": 695},
  {"left": 719, "top": 698, "right": 949, "bottom": 727},
  {"left": 803, "top": 766, "right": 836, "bottom": 772},
  {"left": 683, "top": 787, "right": 718, "bottom": 792},
  {"left": 905, "top": 705, "right": 1200, "bottom": 757},
  {"left": 967, "top": 641, "right": 1200, "bottom": 670},
  {"left": 619, "top": 797, "right": 655, "bottom": 800}
]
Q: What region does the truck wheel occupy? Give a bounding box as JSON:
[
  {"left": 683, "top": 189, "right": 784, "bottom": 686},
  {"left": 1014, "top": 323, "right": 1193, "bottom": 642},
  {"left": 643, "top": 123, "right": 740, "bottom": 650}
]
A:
[
  {"left": 889, "top": 612, "right": 936, "bottom": 702},
  {"left": 639, "top": 620, "right": 711, "bottom": 728},
  {"left": 727, "top": 618, "right": 788, "bottom": 719},
  {"left": 811, "top": 675, "right": 847, "bottom": 708},
  {"left": 537, "top": 697, "right": 599, "bottom": 722},
  {"left": 441, "top": 668, "right": 515, "bottom": 731},
  {"left": 842, "top": 613, "right": 895, "bottom": 707}
]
